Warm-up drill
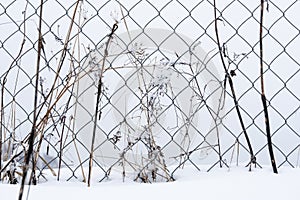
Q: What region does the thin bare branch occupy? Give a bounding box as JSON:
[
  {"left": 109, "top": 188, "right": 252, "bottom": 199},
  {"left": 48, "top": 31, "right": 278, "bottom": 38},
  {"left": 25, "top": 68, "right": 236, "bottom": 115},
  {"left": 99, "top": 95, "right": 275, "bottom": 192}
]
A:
[
  {"left": 18, "top": 0, "right": 44, "bottom": 199},
  {"left": 259, "top": 0, "right": 278, "bottom": 174},
  {"left": 87, "top": 22, "right": 119, "bottom": 187},
  {"left": 213, "top": 0, "right": 256, "bottom": 170}
]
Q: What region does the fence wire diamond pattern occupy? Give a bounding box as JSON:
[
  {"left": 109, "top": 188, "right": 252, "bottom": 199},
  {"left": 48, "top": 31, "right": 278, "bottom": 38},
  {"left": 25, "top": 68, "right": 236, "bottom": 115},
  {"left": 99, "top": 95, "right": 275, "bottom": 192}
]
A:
[{"left": 0, "top": 0, "right": 300, "bottom": 183}]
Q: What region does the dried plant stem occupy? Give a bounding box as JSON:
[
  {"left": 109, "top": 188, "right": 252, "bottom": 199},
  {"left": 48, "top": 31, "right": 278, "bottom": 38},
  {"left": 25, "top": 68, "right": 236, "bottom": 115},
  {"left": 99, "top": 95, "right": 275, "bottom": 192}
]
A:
[
  {"left": 29, "top": 75, "right": 80, "bottom": 172},
  {"left": 213, "top": 0, "right": 256, "bottom": 169},
  {"left": 0, "top": 2, "right": 28, "bottom": 180},
  {"left": 34, "top": 0, "right": 81, "bottom": 121},
  {"left": 18, "top": 0, "right": 43, "bottom": 199},
  {"left": 119, "top": 4, "right": 132, "bottom": 42},
  {"left": 0, "top": 33, "right": 91, "bottom": 182},
  {"left": 5, "top": 63, "right": 21, "bottom": 162},
  {"left": 37, "top": 154, "right": 57, "bottom": 176},
  {"left": 87, "top": 22, "right": 118, "bottom": 187},
  {"left": 260, "top": 0, "right": 277, "bottom": 174},
  {"left": 57, "top": 90, "right": 74, "bottom": 180},
  {"left": 11, "top": 1, "right": 82, "bottom": 172},
  {"left": 70, "top": 8, "right": 87, "bottom": 180},
  {"left": 72, "top": 78, "right": 86, "bottom": 182},
  {"left": 188, "top": 64, "right": 224, "bottom": 168},
  {"left": 13, "top": 0, "right": 82, "bottom": 176}
]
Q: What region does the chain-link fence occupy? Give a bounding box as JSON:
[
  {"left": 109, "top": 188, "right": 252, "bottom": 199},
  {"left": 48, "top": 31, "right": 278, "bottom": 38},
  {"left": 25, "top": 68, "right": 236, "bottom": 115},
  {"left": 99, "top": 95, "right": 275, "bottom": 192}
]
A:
[{"left": 1, "top": 0, "right": 300, "bottom": 183}]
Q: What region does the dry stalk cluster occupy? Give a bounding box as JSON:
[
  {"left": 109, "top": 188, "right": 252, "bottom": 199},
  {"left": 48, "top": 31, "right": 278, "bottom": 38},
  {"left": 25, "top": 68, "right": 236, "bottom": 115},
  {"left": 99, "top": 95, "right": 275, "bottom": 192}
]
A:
[{"left": 110, "top": 43, "right": 175, "bottom": 183}]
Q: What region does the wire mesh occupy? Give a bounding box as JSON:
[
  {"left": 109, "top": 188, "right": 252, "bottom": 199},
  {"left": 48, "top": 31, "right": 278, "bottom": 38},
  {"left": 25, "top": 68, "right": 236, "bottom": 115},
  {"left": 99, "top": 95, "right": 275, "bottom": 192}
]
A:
[{"left": 0, "top": 0, "right": 300, "bottom": 183}]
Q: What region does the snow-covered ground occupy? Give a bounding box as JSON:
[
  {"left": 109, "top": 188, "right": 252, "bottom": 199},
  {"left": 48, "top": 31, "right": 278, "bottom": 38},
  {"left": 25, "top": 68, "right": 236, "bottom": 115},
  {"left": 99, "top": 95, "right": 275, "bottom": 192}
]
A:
[{"left": 1, "top": 165, "right": 299, "bottom": 200}]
